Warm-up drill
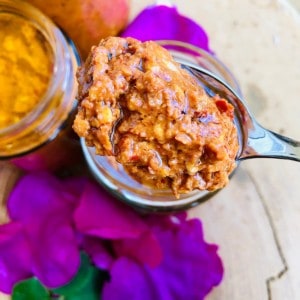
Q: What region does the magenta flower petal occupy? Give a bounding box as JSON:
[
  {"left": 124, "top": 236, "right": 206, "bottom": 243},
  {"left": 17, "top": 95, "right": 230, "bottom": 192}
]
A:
[
  {"left": 74, "top": 181, "right": 148, "bottom": 239},
  {"left": 7, "top": 173, "right": 79, "bottom": 222},
  {"left": 28, "top": 215, "right": 80, "bottom": 288},
  {"left": 152, "top": 218, "right": 224, "bottom": 298},
  {"left": 81, "top": 236, "right": 114, "bottom": 270},
  {"left": 102, "top": 257, "right": 159, "bottom": 300},
  {"left": 6, "top": 173, "right": 83, "bottom": 288},
  {"left": 113, "top": 230, "right": 162, "bottom": 268},
  {"left": 103, "top": 217, "right": 223, "bottom": 300},
  {"left": 63, "top": 177, "right": 89, "bottom": 199},
  {"left": 0, "top": 222, "right": 33, "bottom": 294},
  {"left": 121, "top": 5, "right": 212, "bottom": 53}
]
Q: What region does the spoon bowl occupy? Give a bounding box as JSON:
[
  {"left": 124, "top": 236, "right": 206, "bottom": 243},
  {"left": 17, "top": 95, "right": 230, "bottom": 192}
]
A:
[{"left": 182, "top": 62, "right": 300, "bottom": 162}]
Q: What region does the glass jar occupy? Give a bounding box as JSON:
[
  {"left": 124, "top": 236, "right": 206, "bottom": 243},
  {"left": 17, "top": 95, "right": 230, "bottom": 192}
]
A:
[
  {"left": 81, "top": 41, "right": 242, "bottom": 212},
  {"left": 0, "top": 0, "right": 81, "bottom": 171}
]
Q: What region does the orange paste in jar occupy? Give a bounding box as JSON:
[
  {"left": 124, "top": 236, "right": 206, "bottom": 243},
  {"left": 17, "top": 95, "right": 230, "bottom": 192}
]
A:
[
  {"left": 74, "top": 37, "right": 239, "bottom": 198},
  {"left": 0, "top": 13, "right": 53, "bottom": 129}
]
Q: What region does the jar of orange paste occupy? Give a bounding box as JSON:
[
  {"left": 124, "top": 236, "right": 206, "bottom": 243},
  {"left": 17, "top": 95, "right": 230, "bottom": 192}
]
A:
[{"left": 0, "top": 0, "right": 81, "bottom": 171}]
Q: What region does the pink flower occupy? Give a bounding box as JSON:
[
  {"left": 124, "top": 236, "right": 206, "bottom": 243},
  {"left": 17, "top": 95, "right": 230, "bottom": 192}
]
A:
[
  {"left": 103, "top": 215, "right": 223, "bottom": 300},
  {"left": 0, "top": 172, "right": 223, "bottom": 299},
  {"left": 0, "top": 173, "right": 82, "bottom": 292},
  {"left": 73, "top": 181, "right": 163, "bottom": 268},
  {"left": 122, "top": 4, "right": 212, "bottom": 53}
]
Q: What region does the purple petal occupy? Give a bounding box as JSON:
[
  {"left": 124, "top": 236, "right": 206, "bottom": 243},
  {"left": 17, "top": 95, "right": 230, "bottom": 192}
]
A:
[
  {"left": 122, "top": 5, "right": 212, "bottom": 53},
  {"left": 28, "top": 215, "right": 80, "bottom": 288},
  {"left": 11, "top": 152, "right": 49, "bottom": 171},
  {"left": 102, "top": 257, "right": 159, "bottom": 300},
  {"left": 80, "top": 236, "right": 114, "bottom": 270},
  {"left": 73, "top": 181, "right": 148, "bottom": 239},
  {"left": 103, "top": 217, "right": 223, "bottom": 300},
  {"left": 6, "top": 173, "right": 87, "bottom": 288},
  {"left": 63, "top": 177, "right": 89, "bottom": 198},
  {"left": 0, "top": 222, "right": 33, "bottom": 293},
  {"left": 152, "top": 218, "right": 224, "bottom": 298},
  {"left": 113, "top": 230, "right": 162, "bottom": 268},
  {"left": 7, "top": 173, "right": 80, "bottom": 222}
]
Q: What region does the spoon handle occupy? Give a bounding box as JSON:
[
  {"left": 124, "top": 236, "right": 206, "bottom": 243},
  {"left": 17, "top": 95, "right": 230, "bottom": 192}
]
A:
[{"left": 239, "top": 122, "right": 300, "bottom": 162}]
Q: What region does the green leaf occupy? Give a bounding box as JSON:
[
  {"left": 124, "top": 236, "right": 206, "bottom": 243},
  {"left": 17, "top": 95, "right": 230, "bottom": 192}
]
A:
[
  {"left": 52, "top": 252, "right": 91, "bottom": 296},
  {"left": 52, "top": 252, "right": 108, "bottom": 300},
  {"left": 12, "top": 277, "right": 50, "bottom": 300},
  {"left": 65, "top": 267, "right": 104, "bottom": 300},
  {"left": 62, "top": 268, "right": 104, "bottom": 300}
]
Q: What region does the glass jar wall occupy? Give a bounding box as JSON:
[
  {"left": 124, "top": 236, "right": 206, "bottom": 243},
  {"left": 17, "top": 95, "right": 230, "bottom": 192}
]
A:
[{"left": 0, "top": 0, "right": 81, "bottom": 171}]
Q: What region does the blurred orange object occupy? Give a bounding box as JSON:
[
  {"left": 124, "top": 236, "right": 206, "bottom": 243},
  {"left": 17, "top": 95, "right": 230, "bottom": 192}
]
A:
[
  {"left": 26, "top": 0, "right": 130, "bottom": 59},
  {"left": 0, "top": 162, "right": 22, "bottom": 225}
]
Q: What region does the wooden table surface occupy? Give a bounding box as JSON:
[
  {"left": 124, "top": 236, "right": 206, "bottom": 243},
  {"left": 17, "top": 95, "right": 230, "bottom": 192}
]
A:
[{"left": 1, "top": 1, "right": 300, "bottom": 299}]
